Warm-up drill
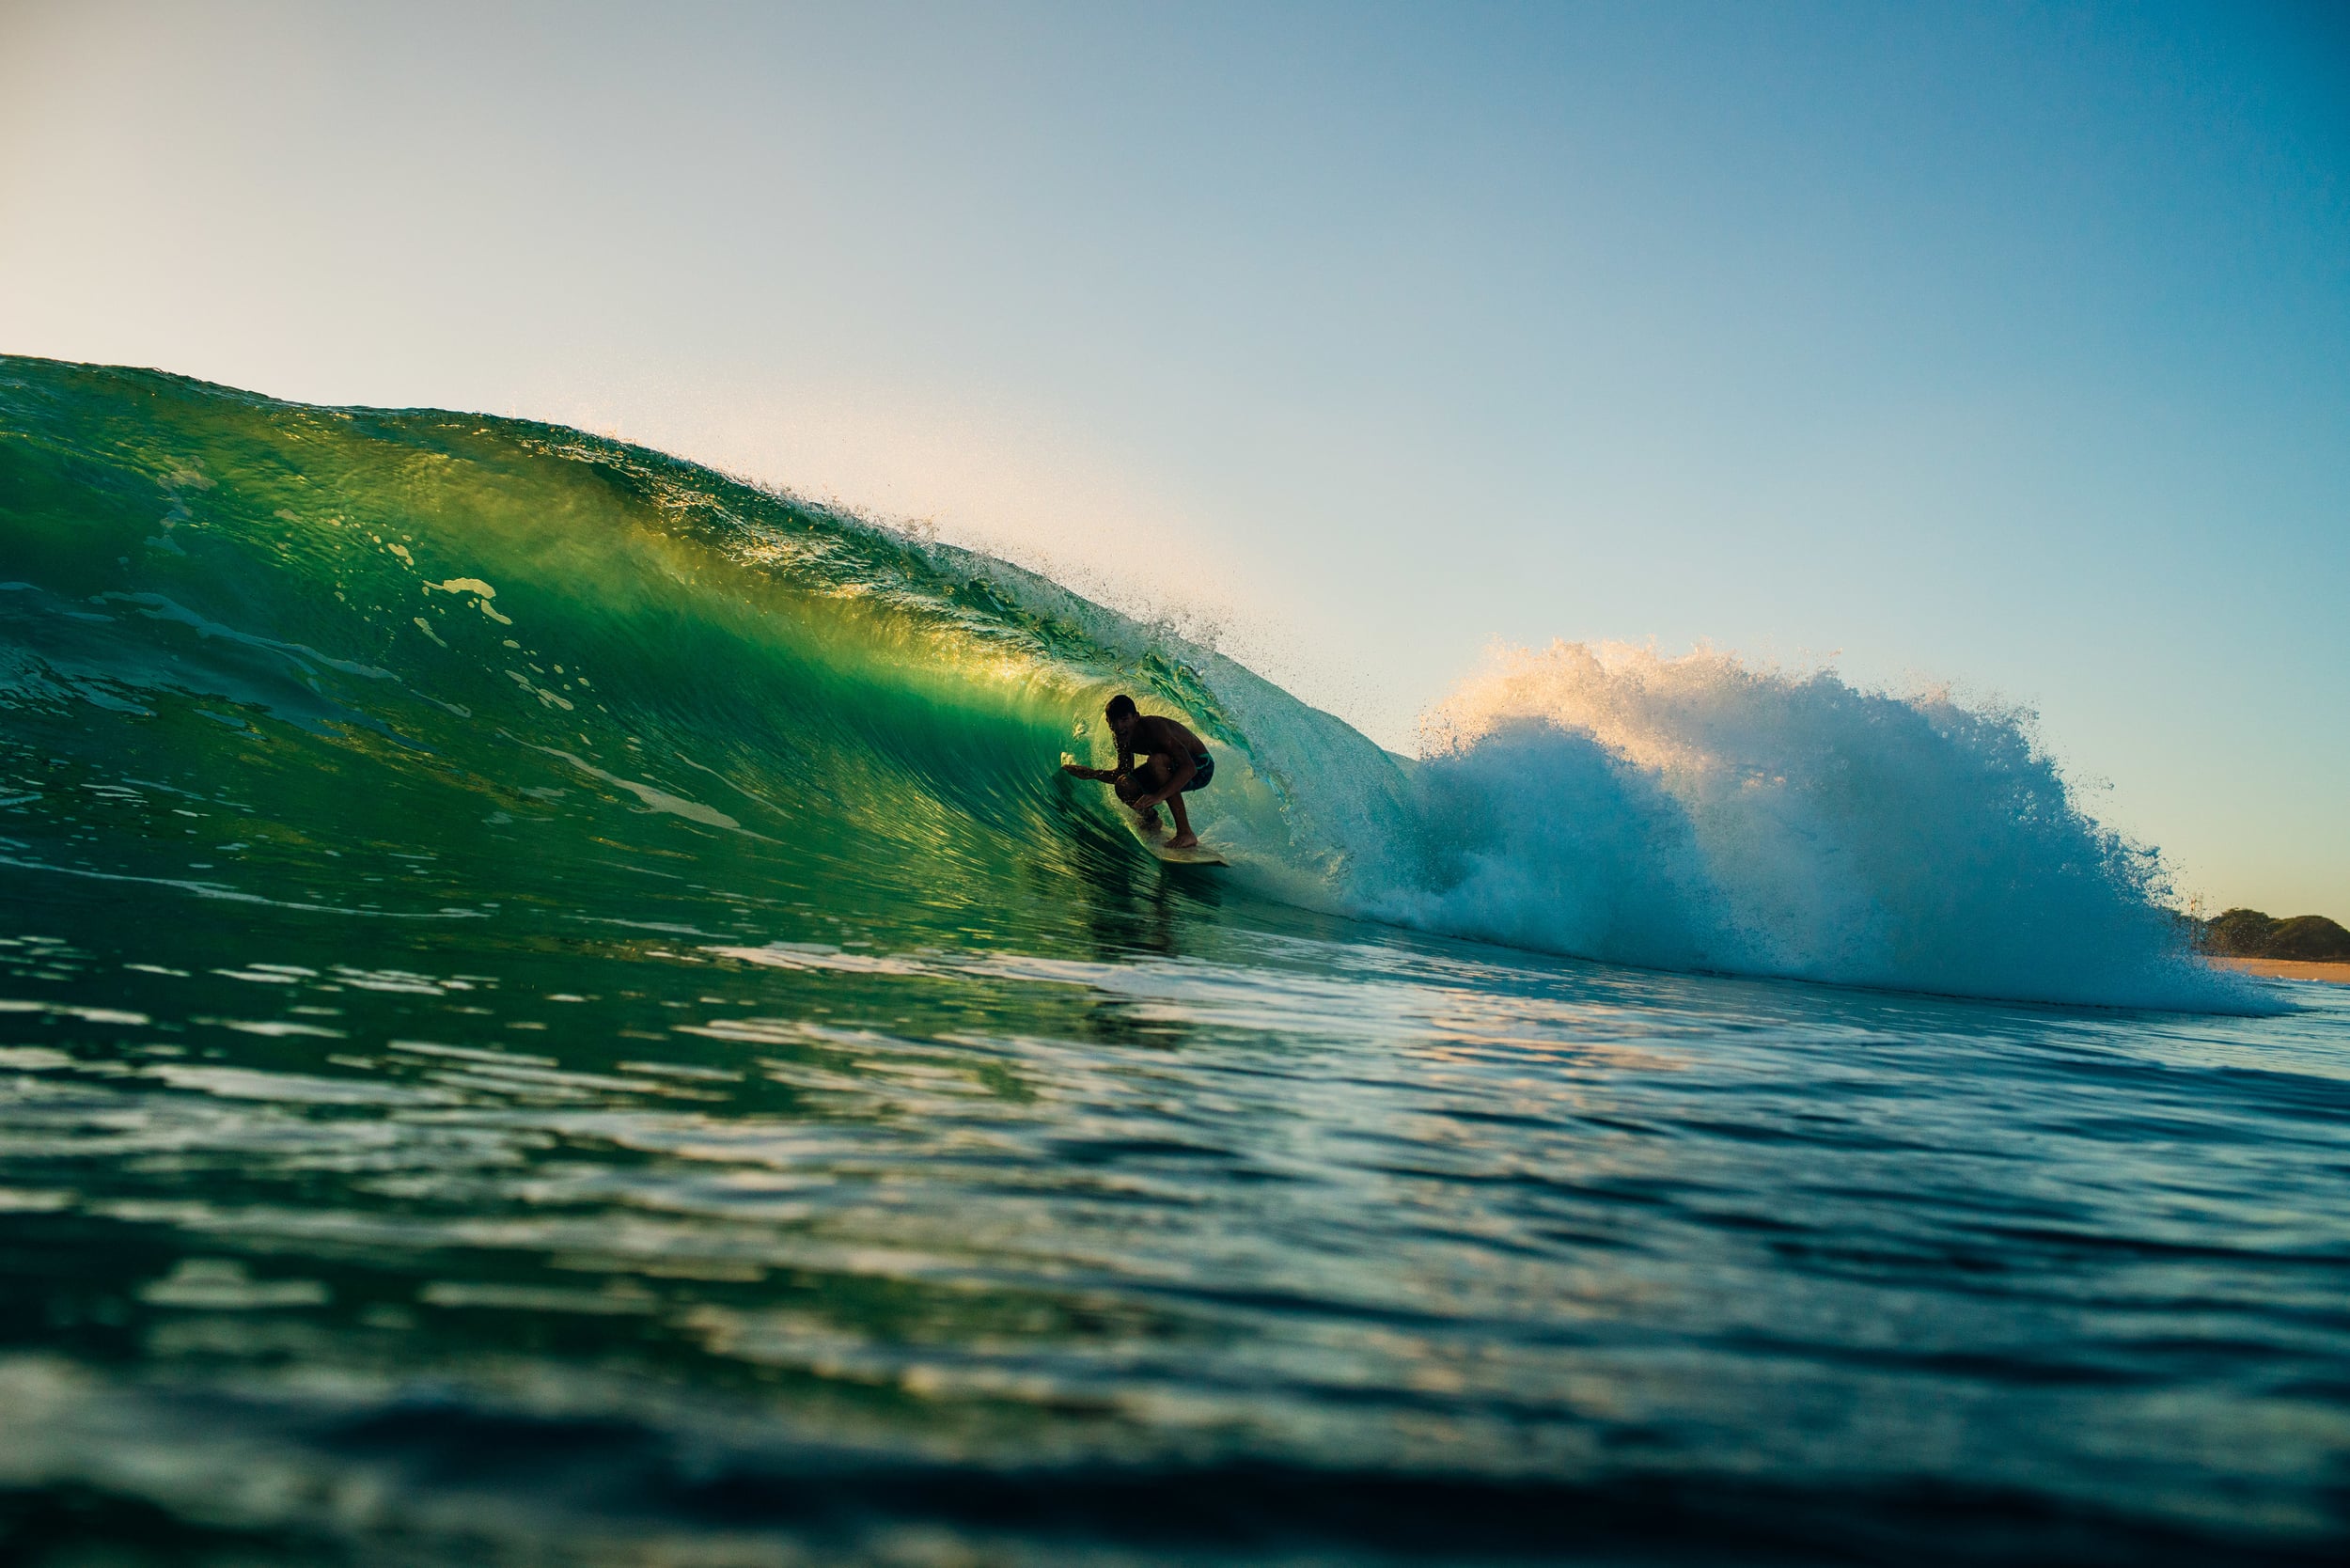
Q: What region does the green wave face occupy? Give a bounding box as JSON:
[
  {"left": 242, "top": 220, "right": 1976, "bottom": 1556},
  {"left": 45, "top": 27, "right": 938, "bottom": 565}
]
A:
[
  {"left": 0, "top": 355, "right": 2247, "bottom": 1012},
  {"left": 0, "top": 358, "right": 2329, "bottom": 1565},
  {"left": 0, "top": 358, "right": 1398, "bottom": 957}
]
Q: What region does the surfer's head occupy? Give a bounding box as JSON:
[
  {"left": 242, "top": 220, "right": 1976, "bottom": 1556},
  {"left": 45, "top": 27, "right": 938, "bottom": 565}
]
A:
[{"left": 1105, "top": 694, "right": 1138, "bottom": 736}]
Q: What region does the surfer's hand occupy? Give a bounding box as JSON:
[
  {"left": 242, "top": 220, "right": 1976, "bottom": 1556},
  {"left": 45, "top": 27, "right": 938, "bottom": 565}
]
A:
[{"left": 1060, "top": 762, "right": 1094, "bottom": 778}]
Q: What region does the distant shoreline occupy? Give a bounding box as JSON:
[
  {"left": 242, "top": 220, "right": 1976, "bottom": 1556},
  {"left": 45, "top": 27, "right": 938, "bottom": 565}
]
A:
[{"left": 2212, "top": 957, "right": 2350, "bottom": 987}]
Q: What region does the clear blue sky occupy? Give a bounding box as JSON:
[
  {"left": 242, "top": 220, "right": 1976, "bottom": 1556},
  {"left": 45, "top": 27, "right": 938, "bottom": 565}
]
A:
[{"left": 4, "top": 1, "right": 2344, "bottom": 915}]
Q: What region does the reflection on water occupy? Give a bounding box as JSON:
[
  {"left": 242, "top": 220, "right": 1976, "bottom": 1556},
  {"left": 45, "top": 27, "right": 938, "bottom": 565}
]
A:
[
  {"left": 3, "top": 350, "right": 2326, "bottom": 1566},
  {"left": 2, "top": 886, "right": 2346, "bottom": 1565}
]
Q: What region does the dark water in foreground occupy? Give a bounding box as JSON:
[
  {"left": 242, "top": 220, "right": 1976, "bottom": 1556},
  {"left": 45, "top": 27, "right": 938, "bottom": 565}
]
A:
[
  {"left": 3, "top": 357, "right": 2345, "bottom": 1562},
  {"left": 5, "top": 883, "right": 2346, "bottom": 1565}
]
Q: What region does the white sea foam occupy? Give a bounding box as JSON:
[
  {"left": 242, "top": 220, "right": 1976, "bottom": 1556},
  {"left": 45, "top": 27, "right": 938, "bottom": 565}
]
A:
[{"left": 1342, "top": 641, "right": 2261, "bottom": 1011}]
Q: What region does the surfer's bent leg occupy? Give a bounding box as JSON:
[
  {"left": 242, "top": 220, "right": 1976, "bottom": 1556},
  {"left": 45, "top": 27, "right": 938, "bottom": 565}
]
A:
[
  {"left": 1119, "top": 759, "right": 1169, "bottom": 828},
  {"left": 1165, "top": 786, "right": 1196, "bottom": 848},
  {"left": 1158, "top": 754, "right": 1199, "bottom": 848}
]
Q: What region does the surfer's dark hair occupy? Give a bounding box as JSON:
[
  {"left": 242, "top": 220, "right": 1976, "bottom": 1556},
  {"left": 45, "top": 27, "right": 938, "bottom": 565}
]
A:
[{"left": 1105, "top": 694, "right": 1138, "bottom": 722}]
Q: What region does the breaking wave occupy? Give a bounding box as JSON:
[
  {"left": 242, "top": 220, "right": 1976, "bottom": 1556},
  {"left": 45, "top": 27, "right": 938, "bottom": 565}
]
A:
[{"left": 0, "top": 355, "right": 2254, "bottom": 1011}]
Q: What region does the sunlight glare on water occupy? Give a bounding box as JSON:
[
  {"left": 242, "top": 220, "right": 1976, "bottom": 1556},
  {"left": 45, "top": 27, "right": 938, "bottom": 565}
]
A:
[
  {"left": 1, "top": 357, "right": 2344, "bottom": 1564},
  {"left": 2, "top": 899, "right": 2347, "bottom": 1564}
]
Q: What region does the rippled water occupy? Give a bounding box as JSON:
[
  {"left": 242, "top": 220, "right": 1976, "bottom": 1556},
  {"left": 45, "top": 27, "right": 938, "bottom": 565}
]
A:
[
  {"left": 4, "top": 875, "right": 2345, "bottom": 1565},
  {"left": 3, "top": 357, "right": 2343, "bottom": 1561}
]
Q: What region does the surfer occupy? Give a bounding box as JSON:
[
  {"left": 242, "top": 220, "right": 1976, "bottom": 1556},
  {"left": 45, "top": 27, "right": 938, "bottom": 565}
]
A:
[{"left": 1062, "top": 694, "right": 1214, "bottom": 850}]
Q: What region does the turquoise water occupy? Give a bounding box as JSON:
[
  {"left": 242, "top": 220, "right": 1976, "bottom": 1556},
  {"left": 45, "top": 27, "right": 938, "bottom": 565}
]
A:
[{"left": 2, "top": 357, "right": 2344, "bottom": 1563}]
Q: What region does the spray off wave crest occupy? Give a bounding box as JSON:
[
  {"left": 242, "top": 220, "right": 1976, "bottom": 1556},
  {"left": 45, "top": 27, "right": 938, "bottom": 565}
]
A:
[
  {"left": 1376, "top": 643, "right": 2232, "bottom": 1009},
  {"left": 0, "top": 357, "right": 2253, "bottom": 1011}
]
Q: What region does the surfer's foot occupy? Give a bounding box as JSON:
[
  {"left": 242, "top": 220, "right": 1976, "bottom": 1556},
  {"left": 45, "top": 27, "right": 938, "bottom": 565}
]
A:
[
  {"left": 1136, "top": 807, "right": 1164, "bottom": 830},
  {"left": 1168, "top": 832, "right": 1198, "bottom": 850}
]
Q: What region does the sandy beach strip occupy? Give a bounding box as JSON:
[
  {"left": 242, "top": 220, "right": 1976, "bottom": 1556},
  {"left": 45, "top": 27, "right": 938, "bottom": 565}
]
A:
[{"left": 2213, "top": 957, "right": 2350, "bottom": 986}]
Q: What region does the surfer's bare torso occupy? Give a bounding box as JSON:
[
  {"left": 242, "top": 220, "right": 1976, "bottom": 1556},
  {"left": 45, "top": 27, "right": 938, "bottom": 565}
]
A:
[{"left": 1113, "top": 715, "right": 1206, "bottom": 781}]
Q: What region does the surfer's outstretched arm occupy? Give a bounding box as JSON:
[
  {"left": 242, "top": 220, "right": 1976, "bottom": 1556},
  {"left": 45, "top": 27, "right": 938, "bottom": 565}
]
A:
[{"left": 1061, "top": 762, "right": 1148, "bottom": 825}]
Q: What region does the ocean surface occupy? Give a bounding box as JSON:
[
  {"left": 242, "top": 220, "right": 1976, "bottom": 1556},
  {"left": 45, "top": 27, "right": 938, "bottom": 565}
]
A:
[{"left": 3, "top": 355, "right": 2345, "bottom": 1564}]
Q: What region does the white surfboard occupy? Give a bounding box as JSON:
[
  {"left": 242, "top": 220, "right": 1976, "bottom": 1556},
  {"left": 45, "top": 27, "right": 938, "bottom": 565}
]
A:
[{"left": 1134, "top": 821, "right": 1228, "bottom": 866}]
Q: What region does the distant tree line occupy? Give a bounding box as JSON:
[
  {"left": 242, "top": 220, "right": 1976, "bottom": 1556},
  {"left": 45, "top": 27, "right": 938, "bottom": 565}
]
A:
[{"left": 2196, "top": 908, "right": 2350, "bottom": 962}]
